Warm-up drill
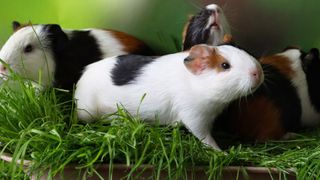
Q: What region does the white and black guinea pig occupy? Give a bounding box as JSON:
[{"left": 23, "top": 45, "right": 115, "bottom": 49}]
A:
[
  {"left": 75, "top": 44, "right": 263, "bottom": 150},
  {"left": 182, "top": 4, "right": 231, "bottom": 50},
  {"left": 215, "top": 48, "right": 320, "bottom": 141},
  {"left": 0, "top": 21, "right": 152, "bottom": 89}
]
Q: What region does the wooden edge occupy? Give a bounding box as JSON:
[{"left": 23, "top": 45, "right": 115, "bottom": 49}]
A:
[
  {"left": 1, "top": 153, "right": 297, "bottom": 179},
  {"left": 0, "top": 152, "right": 32, "bottom": 166},
  {"left": 0, "top": 153, "right": 297, "bottom": 173},
  {"left": 223, "top": 166, "right": 296, "bottom": 174}
]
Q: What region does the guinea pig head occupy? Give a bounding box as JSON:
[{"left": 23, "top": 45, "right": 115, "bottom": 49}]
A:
[
  {"left": 182, "top": 4, "right": 231, "bottom": 50},
  {"left": 184, "top": 44, "right": 263, "bottom": 102},
  {"left": 0, "top": 21, "right": 68, "bottom": 86}
]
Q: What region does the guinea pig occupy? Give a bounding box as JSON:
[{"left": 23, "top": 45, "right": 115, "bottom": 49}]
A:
[
  {"left": 214, "top": 47, "right": 320, "bottom": 142},
  {"left": 75, "top": 44, "right": 263, "bottom": 150},
  {"left": 0, "top": 21, "right": 152, "bottom": 90},
  {"left": 182, "top": 4, "right": 231, "bottom": 50}
]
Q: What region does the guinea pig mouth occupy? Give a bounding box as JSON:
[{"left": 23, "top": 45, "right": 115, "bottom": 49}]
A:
[
  {"left": 250, "top": 78, "right": 264, "bottom": 92},
  {"left": 250, "top": 84, "right": 260, "bottom": 92},
  {"left": 209, "top": 22, "right": 220, "bottom": 30}
]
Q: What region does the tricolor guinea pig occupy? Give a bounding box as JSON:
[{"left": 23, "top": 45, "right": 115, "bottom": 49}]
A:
[
  {"left": 75, "top": 44, "right": 263, "bottom": 150},
  {"left": 182, "top": 4, "right": 231, "bottom": 50},
  {"left": 0, "top": 21, "right": 152, "bottom": 89},
  {"left": 215, "top": 47, "right": 320, "bottom": 142}
]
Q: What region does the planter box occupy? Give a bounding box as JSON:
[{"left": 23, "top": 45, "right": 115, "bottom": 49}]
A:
[{"left": 1, "top": 153, "right": 296, "bottom": 180}]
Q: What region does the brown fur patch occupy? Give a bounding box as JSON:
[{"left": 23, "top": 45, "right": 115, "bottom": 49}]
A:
[
  {"left": 186, "top": 45, "right": 227, "bottom": 74},
  {"left": 260, "top": 55, "right": 295, "bottom": 78},
  {"left": 228, "top": 96, "right": 286, "bottom": 141},
  {"left": 207, "top": 49, "right": 227, "bottom": 72},
  {"left": 182, "top": 15, "right": 193, "bottom": 45},
  {"left": 223, "top": 34, "right": 233, "bottom": 44},
  {"left": 109, "top": 30, "right": 150, "bottom": 54}
]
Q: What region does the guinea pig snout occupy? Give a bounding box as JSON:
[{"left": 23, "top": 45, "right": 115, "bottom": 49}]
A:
[
  {"left": 250, "top": 67, "right": 264, "bottom": 89},
  {"left": 208, "top": 9, "right": 218, "bottom": 16},
  {"left": 208, "top": 11, "right": 220, "bottom": 29}
]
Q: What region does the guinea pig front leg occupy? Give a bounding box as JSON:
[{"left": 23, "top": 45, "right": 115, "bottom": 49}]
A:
[
  {"left": 203, "top": 133, "right": 221, "bottom": 151},
  {"left": 180, "top": 113, "right": 221, "bottom": 151}
]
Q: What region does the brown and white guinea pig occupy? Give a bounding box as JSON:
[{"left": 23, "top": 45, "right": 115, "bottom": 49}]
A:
[
  {"left": 75, "top": 44, "right": 263, "bottom": 150},
  {"left": 182, "top": 4, "right": 231, "bottom": 50},
  {"left": 0, "top": 21, "right": 152, "bottom": 90},
  {"left": 214, "top": 47, "right": 320, "bottom": 142}
]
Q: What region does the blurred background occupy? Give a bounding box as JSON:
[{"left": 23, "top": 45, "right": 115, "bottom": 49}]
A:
[{"left": 0, "top": 0, "right": 319, "bottom": 56}]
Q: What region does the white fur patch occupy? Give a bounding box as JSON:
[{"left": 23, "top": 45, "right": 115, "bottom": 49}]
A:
[
  {"left": 89, "top": 29, "right": 127, "bottom": 57},
  {"left": 206, "top": 4, "right": 219, "bottom": 10}
]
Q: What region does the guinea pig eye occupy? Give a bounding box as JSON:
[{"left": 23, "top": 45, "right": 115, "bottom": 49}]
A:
[
  {"left": 24, "top": 44, "right": 33, "bottom": 53},
  {"left": 221, "top": 62, "right": 231, "bottom": 70}
]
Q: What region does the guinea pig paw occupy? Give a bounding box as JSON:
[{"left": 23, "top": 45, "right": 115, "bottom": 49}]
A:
[
  {"left": 281, "top": 132, "right": 300, "bottom": 140},
  {"left": 223, "top": 34, "right": 232, "bottom": 43}
]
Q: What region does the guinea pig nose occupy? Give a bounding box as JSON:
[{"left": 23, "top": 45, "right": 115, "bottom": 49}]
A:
[
  {"left": 250, "top": 69, "right": 260, "bottom": 81},
  {"left": 206, "top": 9, "right": 216, "bottom": 15}
]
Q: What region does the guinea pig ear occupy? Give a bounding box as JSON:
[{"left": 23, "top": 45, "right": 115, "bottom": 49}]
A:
[
  {"left": 301, "top": 48, "right": 319, "bottom": 72},
  {"left": 303, "top": 48, "right": 320, "bottom": 63},
  {"left": 310, "top": 48, "right": 320, "bottom": 59},
  {"left": 184, "top": 44, "right": 216, "bottom": 75},
  {"left": 12, "top": 21, "right": 21, "bottom": 31}
]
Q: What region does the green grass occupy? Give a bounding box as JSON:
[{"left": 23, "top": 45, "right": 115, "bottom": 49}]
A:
[{"left": 0, "top": 73, "right": 320, "bottom": 179}]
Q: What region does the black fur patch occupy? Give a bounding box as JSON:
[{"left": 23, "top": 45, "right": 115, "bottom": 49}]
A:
[
  {"left": 44, "top": 25, "right": 154, "bottom": 90},
  {"left": 45, "top": 25, "right": 103, "bottom": 90},
  {"left": 303, "top": 48, "right": 320, "bottom": 112},
  {"left": 257, "top": 64, "right": 302, "bottom": 131},
  {"left": 111, "top": 55, "right": 155, "bottom": 86},
  {"left": 215, "top": 64, "right": 302, "bottom": 134},
  {"left": 183, "top": 8, "right": 212, "bottom": 50}
]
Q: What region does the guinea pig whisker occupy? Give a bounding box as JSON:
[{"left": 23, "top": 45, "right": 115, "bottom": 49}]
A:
[
  {"left": 261, "top": 79, "right": 274, "bottom": 93},
  {"left": 221, "top": 1, "right": 230, "bottom": 11},
  {"left": 237, "top": 97, "right": 244, "bottom": 111},
  {"left": 264, "top": 77, "right": 276, "bottom": 87},
  {"left": 241, "top": 92, "right": 249, "bottom": 103}
]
